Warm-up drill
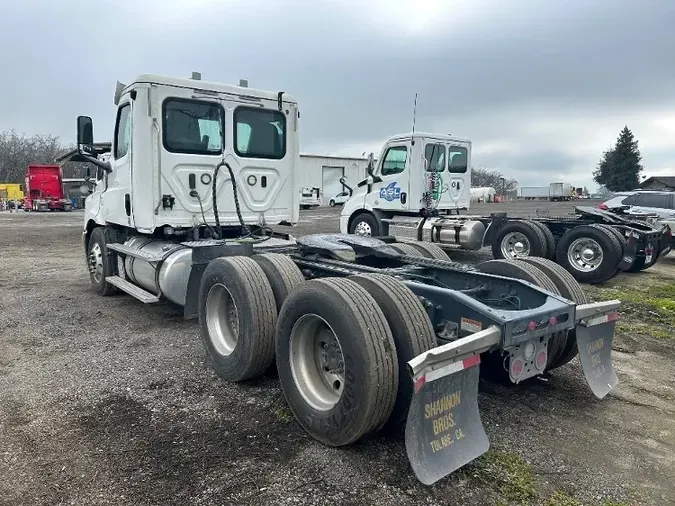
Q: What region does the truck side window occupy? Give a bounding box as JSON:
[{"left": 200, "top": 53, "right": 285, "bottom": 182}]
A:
[
  {"left": 448, "top": 147, "right": 468, "bottom": 174},
  {"left": 381, "top": 146, "right": 407, "bottom": 176},
  {"left": 424, "top": 143, "right": 446, "bottom": 172},
  {"left": 163, "top": 98, "right": 224, "bottom": 155},
  {"left": 234, "top": 107, "right": 286, "bottom": 159},
  {"left": 114, "top": 104, "right": 131, "bottom": 159}
]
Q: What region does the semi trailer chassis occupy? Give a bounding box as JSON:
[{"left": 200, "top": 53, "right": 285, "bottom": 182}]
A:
[{"left": 86, "top": 227, "right": 620, "bottom": 485}]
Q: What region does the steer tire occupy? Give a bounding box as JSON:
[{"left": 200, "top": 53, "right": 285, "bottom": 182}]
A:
[
  {"left": 515, "top": 257, "right": 588, "bottom": 369},
  {"left": 276, "top": 278, "right": 398, "bottom": 446},
  {"left": 491, "top": 220, "right": 546, "bottom": 260},
  {"left": 88, "top": 226, "right": 120, "bottom": 296},
  {"left": 199, "top": 257, "right": 277, "bottom": 382},
  {"left": 528, "top": 221, "right": 556, "bottom": 260},
  {"left": 349, "top": 273, "right": 436, "bottom": 426},
  {"left": 391, "top": 242, "right": 426, "bottom": 258},
  {"left": 348, "top": 212, "right": 381, "bottom": 237},
  {"left": 476, "top": 259, "right": 565, "bottom": 372},
  {"left": 252, "top": 253, "right": 305, "bottom": 313},
  {"left": 399, "top": 240, "right": 449, "bottom": 260},
  {"left": 556, "top": 225, "right": 621, "bottom": 284}
]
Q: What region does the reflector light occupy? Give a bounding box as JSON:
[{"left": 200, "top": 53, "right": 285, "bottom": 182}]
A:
[
  {"left": 524, "top": 341, "right": 535, "bottom": 360},
  {"left": 549, "top": 316, "right": 557, "bottom": 326}
]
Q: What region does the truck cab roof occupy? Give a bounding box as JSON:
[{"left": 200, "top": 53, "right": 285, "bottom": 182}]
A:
[
  {"left": 122, "top": 74, "right": 298, "bottom": 105},
  {"left": 386, "top": 132, "right": 471, "bottom": 144}
]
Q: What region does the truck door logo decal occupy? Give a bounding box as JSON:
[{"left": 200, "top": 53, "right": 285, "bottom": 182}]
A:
[{"left": 380, "top": 182, "right": 402, "bottom": 202}]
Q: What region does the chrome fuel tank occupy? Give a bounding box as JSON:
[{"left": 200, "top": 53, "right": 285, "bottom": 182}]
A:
[
  {"left": 431, "top": 219, "right": 486, "bottom": 250},
  {"left": 123, "top": 237, "right": 193, "bottom": 305}
]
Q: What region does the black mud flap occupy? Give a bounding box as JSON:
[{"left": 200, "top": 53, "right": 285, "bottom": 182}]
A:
[
  {"left": 405, "top": 356, "right": 489, "bottom": 485},
  {"left": 618, "top": 232, "right": 638, "bottom": 271},
  {"left": 576, "top": 312, "right": 619, "bottom": 398}
]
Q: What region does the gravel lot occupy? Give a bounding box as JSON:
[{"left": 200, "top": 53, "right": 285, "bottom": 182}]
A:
[{"left": 1, "top": 203, "right": 674, "bottom": 506}]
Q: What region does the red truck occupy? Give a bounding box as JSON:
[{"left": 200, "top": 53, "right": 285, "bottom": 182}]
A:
[{"left": 23, "top": 164, "right": 72, "bottom": 212}]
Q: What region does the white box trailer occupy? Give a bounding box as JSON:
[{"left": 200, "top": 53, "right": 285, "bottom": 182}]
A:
[
  {"left": 518, "top": 186, "right": 550, "bottom": 199},
  {"left": 550, "top": 182, "right": 572, "bottom": 201}
]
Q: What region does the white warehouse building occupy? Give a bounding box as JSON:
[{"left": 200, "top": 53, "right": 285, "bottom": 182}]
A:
[{"left": 298, "top": 154, "right": 372, "bottom": 205}]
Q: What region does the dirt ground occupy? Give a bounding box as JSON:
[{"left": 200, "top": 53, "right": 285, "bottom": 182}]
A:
[{"left": 1, "top": 204, "right": 674, "bottom": 506}]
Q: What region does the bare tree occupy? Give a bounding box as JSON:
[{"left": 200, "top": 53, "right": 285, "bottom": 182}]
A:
[
  {"left": 0, "top": 129, "right": 74, "bottom": 183},
  {"left": 471, "top": 167, "right": 517, "bottom": 192}
]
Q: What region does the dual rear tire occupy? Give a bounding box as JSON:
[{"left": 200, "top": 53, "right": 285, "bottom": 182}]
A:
[
  {"left": 198, "top": 254, "right": 436, "bottom": 446},
  {"left": 493, "top": 220, "right": 627, "bottom": 283}
]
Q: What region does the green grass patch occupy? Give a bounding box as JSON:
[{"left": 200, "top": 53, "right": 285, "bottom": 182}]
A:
[
  {"left": 474, "top": 450, "right": 537, "bottom": 504},
  {"left": 544, "top": 491, "right": 582, "bottom": 506},
  {"left": 586, "top": 281, "right": 675, "bottom": 340},
  {"left": 273, "top": 407, "right": 294, "bottom": 423}
]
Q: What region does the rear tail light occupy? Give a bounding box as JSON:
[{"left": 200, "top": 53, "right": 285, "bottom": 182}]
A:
[
  {"left": 511, "top": 357, "right": 524, "bottom": 378},
  {"left": 598, "top": 203, "right": 608, "bottom": 210},
  {"left": 535, "top": 350, "right": 547, "bottom": 370}
]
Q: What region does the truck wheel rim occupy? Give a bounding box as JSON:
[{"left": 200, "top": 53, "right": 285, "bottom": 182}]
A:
[
  {"left": 568, "top": 238, "right": 603, "bottom": 272},
  {"left": 89, "top": 243, "right": 103, "bottom": 282},
  {"left": 289, "top": 314, "right": 345, "bottom": 411},
  {"left": 206, "top": 283, "right": 239, "bottom": 356},
  {"left": 354, "top": 221, "right": 372, "bottom": 237},
  {"left": 501, "top": 232, "right": 530, "bottom": 258}
]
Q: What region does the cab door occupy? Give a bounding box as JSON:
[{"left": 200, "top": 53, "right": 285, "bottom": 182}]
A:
[
  {"left": 421, "top": 141, "right": 447, "bottom": 211},
  {"left": 371, "top": 142, "right": 410, "bottom": 211},
  {"left": 446, "top": 144, "right": 470, "bottom": 207}
]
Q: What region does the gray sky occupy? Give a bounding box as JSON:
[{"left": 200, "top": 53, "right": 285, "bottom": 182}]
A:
[{"left": 2, "top": 0, "right": 674, "bottom": 190}]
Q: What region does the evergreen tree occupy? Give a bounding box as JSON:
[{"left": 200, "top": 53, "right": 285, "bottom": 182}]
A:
[{"left": 593, "top": 126, "right": 643, "bottom": 191}]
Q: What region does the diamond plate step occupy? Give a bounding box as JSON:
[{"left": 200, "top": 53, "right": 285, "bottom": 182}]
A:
[
  {"left": 105, "top": 276, "right": 160, "bottom": 303},
  {"left": 107, "top": 243, "right": 165, "bottom": 262}
]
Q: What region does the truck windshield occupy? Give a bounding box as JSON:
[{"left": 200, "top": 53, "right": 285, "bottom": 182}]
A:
[
  {"left": 163, "top": 98, "right": 224, "bottom": 155},
  {"left": 448, "top": 146, "right": 468, "bottom": 174},
  {"left": 234, "top": 107, "right": 286, "bottom": 159}
]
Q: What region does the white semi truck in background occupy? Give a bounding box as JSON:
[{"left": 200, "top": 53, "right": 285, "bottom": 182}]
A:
[
  {"left": 69, "top": 73, "right": 621, "bottom": 486},
  {"left": 339, "top": 134, "right": 670, "bottom": 283}
]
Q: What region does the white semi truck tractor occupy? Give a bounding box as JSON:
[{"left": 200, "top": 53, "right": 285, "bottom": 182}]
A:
[
  {"left": 72, "top": 74, "right": 622, "bottom": 485},
  {"left": 339, "top": 133, "right": 487, "bottom": 251},
  {"left": 339, "top": 133, "right": 671, "bottom": 283}
]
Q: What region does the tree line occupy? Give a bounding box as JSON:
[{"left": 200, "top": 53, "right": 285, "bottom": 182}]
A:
[{"left": 0, "top": 126, "right": 647, "bottom": 194}]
